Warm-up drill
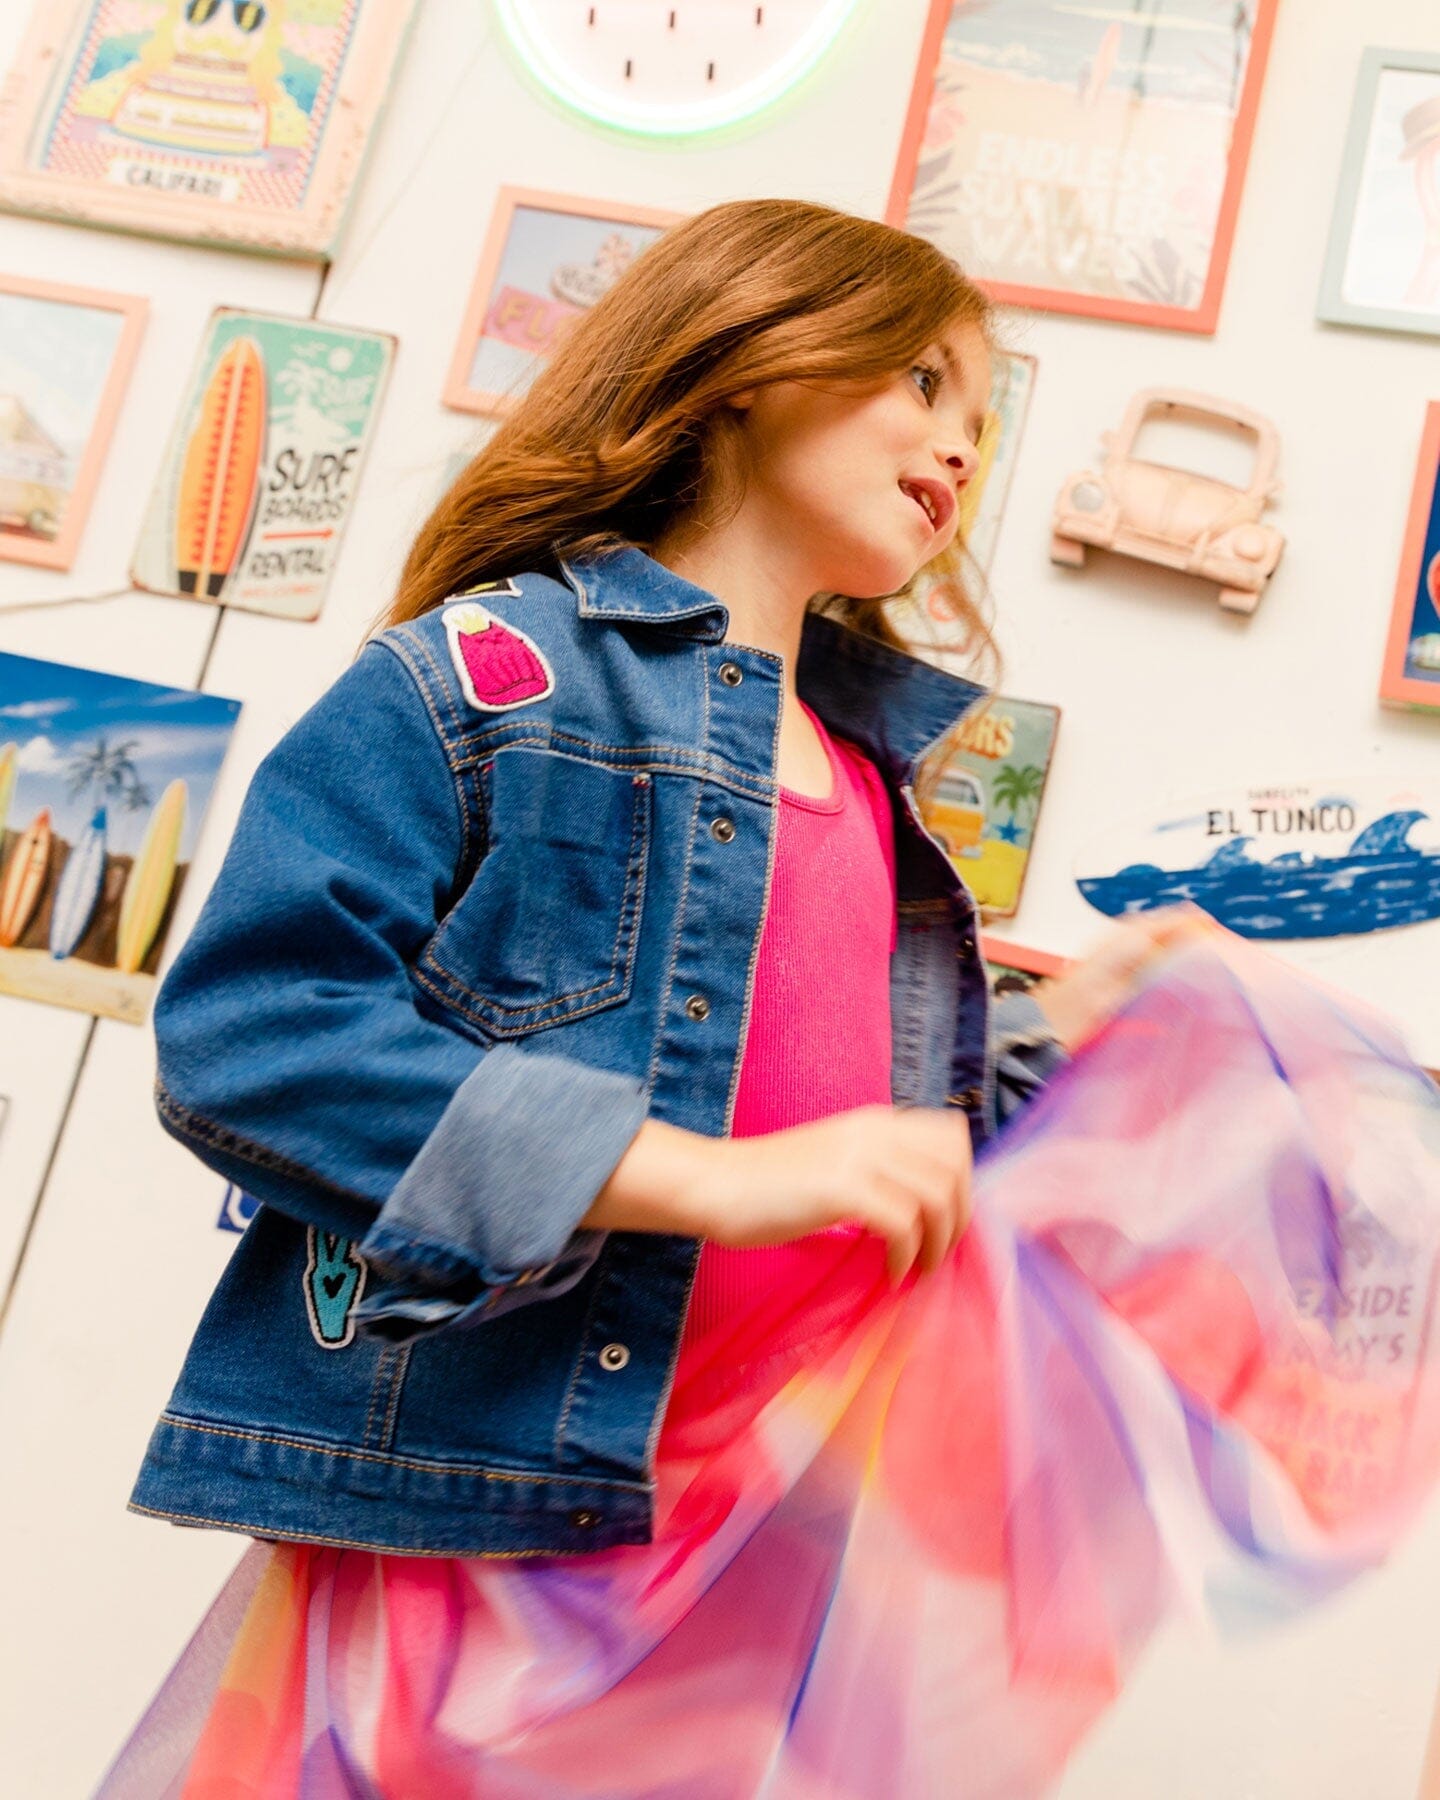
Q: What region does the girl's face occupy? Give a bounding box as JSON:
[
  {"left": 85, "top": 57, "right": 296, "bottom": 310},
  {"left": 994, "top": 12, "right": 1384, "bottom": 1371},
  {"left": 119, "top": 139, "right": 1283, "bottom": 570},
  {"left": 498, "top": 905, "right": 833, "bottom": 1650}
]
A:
[{"left": 730, "top": 321, "right": 992, "bottom": 599}]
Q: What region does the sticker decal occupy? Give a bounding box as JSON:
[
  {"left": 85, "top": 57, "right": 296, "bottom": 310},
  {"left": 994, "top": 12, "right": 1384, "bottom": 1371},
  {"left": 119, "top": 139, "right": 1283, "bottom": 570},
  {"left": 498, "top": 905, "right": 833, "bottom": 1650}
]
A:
[
  {"left": 217, "top": 1183, "right": 260, "bottom": 1234},
  {"left": 304, "top": 1227, "right": 368, "bottom": 1350},
  {"left": 444, "top": 600, "right": 556, "bottom": 712}
]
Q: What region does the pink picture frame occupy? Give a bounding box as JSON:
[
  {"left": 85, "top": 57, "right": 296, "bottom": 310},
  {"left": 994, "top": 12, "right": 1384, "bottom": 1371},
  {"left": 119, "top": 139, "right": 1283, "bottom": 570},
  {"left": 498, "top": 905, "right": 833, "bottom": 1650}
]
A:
[
  {"left": 1380, "top": 401, "right": 1440, "bottom": 713},
  {"left": 887, "top": 0, "right": 1280, "bottom": 334},
  {"left": 979, "top": 935, "right": 1070, "bottom": 981},
  {"left": 0, "top": 272, "right": 146, "bottom": 571},
  {"left": 0, "top": 0, "right": 417, "bottom": 259},
  {"left": 444, "top": 187, "right": 684, "bottom": 419}
]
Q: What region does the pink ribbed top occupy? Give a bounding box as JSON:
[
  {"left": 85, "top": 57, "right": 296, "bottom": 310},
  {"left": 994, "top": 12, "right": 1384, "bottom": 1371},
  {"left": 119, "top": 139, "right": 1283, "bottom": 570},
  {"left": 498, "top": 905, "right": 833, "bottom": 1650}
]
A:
[{"left": 674, "top": 701, "right": 897, "bottom": 1362}]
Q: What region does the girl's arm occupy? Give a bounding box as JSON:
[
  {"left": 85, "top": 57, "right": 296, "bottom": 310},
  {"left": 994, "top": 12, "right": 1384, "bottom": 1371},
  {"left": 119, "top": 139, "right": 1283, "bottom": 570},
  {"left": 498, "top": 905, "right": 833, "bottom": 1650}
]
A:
[{"left": 153, "top": 639, "right": 648, "bottom": 1334}]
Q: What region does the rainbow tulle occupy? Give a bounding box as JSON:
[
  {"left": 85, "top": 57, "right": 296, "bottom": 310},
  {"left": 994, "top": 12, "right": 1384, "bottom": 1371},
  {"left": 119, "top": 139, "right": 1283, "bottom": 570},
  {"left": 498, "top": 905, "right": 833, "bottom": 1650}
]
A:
[{"left": 100, "top": 940, "right": 1440, "bottom": 1799}]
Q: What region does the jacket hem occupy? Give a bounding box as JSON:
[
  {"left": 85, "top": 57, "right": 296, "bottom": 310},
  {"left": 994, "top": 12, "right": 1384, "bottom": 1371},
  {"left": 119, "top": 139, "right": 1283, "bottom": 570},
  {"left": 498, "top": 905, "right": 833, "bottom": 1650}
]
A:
[{"left": 130, "top": 1412, "right": 655, "bottom": 1557}]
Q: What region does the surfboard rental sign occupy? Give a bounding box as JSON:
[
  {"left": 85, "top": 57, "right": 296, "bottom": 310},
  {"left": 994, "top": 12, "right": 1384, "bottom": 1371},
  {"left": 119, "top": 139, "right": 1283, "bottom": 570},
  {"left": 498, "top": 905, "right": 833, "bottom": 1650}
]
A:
[
  {"left": 1076, "top": 782, "right": 1440, "bottom": 939},
  {"left": 132, "top": 309, "right": 394, "bottom": 622}
]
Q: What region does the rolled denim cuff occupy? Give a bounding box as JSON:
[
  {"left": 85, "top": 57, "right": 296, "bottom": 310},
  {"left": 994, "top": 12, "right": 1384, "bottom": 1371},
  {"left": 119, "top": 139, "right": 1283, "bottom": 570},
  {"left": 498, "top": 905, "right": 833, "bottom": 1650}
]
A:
[
  {"left": 991, "top": 988, "right": 1068, "bottom": 1129},
  {"left": 355, "top": 1044, "right": 648, "bottom": 1300}
]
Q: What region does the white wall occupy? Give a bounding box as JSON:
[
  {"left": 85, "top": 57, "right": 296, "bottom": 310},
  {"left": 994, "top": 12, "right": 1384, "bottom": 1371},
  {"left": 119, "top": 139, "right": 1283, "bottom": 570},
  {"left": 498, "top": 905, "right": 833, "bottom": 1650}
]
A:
[{"left": 1, "top": 2, "right": 1438, "bottom": 1795}]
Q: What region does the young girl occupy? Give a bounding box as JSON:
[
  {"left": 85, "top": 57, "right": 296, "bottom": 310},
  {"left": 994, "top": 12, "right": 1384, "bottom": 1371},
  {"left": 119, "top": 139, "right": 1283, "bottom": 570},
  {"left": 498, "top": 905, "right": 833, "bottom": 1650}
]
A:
[{"left": 101, "top": 199, "right": 1246, "bottom": 1796}]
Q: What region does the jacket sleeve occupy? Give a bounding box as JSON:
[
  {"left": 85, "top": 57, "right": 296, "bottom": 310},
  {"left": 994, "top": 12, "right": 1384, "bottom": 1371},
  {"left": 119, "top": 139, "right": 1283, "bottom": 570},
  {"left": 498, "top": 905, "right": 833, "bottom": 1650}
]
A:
[
  {"left": 153, "top": 637, "right": 648, "bottom": 1335},
  {"left": 988, "top": 986, "right": 1068, "bottom": 1132}
]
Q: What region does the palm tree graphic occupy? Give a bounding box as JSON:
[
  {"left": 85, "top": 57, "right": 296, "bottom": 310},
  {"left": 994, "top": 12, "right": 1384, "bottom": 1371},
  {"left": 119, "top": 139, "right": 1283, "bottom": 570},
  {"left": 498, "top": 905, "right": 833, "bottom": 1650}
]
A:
[
  {"left": 991, "top": 763, "right": 1044, "bottom": 843},
  {"left": 62, "top": 736, "right": 152, "bottom": 822}
]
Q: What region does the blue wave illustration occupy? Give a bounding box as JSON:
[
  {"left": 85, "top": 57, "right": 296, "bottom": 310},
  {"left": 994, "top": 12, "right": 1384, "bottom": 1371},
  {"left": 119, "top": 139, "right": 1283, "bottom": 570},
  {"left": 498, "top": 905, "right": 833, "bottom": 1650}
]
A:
[{"left": 1078, "top": 811, "right": 1440, "bottom": 938}]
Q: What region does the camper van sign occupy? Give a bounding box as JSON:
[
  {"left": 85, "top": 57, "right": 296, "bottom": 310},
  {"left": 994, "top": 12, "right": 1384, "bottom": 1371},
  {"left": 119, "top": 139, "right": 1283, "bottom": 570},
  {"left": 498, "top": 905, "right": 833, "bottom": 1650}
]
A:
[{"left": 1077, "top": 783, "right": 1440, "bottom": 938}]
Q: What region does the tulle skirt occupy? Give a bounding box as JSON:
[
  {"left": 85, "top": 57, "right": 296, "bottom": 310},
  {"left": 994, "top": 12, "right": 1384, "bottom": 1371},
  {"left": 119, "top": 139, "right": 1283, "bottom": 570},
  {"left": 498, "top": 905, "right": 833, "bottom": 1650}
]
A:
[{"left": 99, "top": 940, "right": 1440, "bottom": 1799}]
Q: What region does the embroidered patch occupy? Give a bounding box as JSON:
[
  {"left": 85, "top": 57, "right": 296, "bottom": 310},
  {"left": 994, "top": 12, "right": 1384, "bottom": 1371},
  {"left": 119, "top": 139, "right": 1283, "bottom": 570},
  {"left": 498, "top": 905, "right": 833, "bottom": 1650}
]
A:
[
  {"left": 444, "top": 600, "right": 555, "bottom": 712},
  {"left": 455, "top": 576, "right": 521, "bottom": 599},
  {"left": 304, "top": 1227, "right": 368, "bottom": 1350}
]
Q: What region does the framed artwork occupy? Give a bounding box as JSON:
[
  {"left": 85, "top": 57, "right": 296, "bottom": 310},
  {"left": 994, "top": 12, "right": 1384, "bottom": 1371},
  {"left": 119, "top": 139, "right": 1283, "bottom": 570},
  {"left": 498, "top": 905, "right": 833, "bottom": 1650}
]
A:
[
  {"left": 1381, "top": 402, "right": 1440, "bottom": 713},
  {"left": 444, "top": 188, "right": 681, "bottom": 418},
  {"left": 1076, "top": 781, "right": 1440, "bottom": 939},
  {"left": 889, "top": 0, "right": 1280, "bottom": 333},
  {"left": 132, "top": 308, "right": 394, "bottom": 621},
  {"left": 0, "top": 0, "right": 417, "bottom": 259},
  {"left": 980, "top": 934, "right": 1070, "bottom": 992},
  {"left": 921, "top": 695, "right": 1060, "bottom": 918},
  {"left": 1318, "top": 49, "right": 1440, "bottom": 338},
  {"left": 0, "top": 652, "right": 240, "bottom": 1023},
  {"left": 0, "top": 273, "right": 146, "bottom": 571}
]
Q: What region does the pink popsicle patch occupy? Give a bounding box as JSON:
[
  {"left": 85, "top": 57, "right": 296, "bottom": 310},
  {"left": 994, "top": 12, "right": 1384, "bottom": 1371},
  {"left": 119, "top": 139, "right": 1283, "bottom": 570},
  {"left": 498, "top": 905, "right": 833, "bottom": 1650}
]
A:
[{"left": 444, "top": 602, "right": 555, "bottom": 712}]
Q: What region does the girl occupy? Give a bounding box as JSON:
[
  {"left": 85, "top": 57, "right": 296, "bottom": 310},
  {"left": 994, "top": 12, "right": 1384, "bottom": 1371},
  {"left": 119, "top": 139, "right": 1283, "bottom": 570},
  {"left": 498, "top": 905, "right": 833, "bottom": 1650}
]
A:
[{"left": 105, "top": 199, "right": 1218, "bottom": 1795}]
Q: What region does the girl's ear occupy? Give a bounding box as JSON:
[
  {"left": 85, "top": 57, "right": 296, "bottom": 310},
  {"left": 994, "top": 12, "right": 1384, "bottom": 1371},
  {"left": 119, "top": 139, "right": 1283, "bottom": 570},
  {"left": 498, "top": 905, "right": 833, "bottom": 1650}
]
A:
[{"left": 727, "top": 388, "right": 757, "bottom": 412}]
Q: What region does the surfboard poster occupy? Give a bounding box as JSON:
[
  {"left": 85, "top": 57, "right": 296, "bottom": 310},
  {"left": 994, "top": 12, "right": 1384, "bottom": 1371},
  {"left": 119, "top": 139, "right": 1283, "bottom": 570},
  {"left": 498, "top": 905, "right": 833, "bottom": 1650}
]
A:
[
  {"left": 0, "top": 650, "right": 239, "bottom": 1021},
  {"left": 1077, "top": 782, "right": 1440, "bottom": 939},
  {"left": 132, "top": 309, "right": 394, "bottom": 620}
]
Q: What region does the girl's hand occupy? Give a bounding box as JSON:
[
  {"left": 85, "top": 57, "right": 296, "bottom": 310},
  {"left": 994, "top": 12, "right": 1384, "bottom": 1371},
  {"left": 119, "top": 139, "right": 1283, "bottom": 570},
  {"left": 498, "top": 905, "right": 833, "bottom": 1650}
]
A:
[
  {"left": 1030, "top": 904, "right": 1220, "bottom": 1055},
  {"left": 584, "top": 1106, "right": 974, "bottom": 1285}
]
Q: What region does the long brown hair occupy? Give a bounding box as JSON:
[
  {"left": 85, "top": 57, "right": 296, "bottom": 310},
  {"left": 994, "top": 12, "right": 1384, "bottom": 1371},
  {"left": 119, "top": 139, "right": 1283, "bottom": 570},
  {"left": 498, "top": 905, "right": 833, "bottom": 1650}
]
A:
[{"left": 384, "top": 199, "right": 997, "bottom": 673}]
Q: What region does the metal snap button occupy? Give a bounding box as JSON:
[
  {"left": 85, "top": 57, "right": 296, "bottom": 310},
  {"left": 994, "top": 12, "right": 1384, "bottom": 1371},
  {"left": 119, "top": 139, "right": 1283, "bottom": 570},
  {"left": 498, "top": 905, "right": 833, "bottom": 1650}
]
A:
[
  {"left": 710, "top": 816, "right": 736, "bottom": 843},
  {"left": 684, "top": 993, "right": 711, "bottom": 1021},
  {"left": 717, "top": 661, "right": 743, "bottom": 687},
  {"left": 599, "top": 1342, "right": 630, "bottom": 1371},
  {"left": 570, "top": 1508, "right": 601, "bottom": 1530}
]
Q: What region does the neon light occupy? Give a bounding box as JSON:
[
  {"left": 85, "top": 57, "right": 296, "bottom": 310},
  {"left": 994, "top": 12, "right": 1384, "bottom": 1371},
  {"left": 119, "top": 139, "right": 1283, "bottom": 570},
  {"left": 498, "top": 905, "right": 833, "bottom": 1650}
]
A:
[{"left": 491, "top": 0, "right": 863, "bottom": 138}]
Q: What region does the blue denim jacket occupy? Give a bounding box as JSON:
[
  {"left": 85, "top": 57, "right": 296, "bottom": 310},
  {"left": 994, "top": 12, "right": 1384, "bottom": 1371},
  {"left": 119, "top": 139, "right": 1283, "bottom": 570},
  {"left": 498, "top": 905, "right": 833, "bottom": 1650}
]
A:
[{"left": 132, "top": 547, "right": 1064, "bottom": 1556}]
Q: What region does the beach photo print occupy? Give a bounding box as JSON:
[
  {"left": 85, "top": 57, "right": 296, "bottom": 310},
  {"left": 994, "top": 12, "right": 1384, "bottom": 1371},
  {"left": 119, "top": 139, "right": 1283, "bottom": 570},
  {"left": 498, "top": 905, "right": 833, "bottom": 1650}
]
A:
[
  {"left": 890, "top": 0, "right": 1280, "bottom": 331},
  {"left": 132, "top": 309, "right": 394, "bottom": 621},
  {"left": 0, "top": 273, "right": 146, "bottom": 571},
  {"left": 0, "top": 652, "right": 240, "bottom": 1022}
]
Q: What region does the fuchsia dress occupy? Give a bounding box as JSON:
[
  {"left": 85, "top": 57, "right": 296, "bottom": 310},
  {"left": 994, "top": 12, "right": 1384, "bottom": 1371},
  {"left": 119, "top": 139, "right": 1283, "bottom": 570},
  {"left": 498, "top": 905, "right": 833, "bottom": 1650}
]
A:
[{"left": 101, "top": 709, "right": 1440, "bottom": 1800}]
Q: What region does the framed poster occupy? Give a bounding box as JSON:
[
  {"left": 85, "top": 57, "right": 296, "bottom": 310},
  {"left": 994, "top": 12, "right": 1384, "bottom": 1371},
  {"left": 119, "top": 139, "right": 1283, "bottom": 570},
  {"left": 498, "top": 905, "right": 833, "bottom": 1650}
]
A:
[
  {"left": 1381, "top": 402, "right": 1440, "bottom": 713},
  {"left": 132, "top": 308, "right": 394, "bottom": 621},
  {"left": 444, "top": 188, "right": 681, "bottom": 418},
  {"left": 0, "top": 652, "right": 240, "bottom": 1023},
  {"left": 921, "top": 695, "right": 1060, "bottom": 918},
  {"left": 889, "top": 0, "right": 1280, "bottom": 333},
  {"left": 0, "top": 0, "right": 417, "bottom": 259},
  {"left": 0, "top": 273, "right": 146, "bottom": 571},
  {"left": 1319, "top": 49, "right": 1440, "bottom": 338}
]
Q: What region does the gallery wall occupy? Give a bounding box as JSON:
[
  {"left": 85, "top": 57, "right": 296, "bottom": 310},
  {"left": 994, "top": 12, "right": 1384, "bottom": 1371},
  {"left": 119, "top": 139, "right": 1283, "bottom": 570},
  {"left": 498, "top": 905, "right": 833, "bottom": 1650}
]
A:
[{"left": 0, "top": 2, "right": 1438, "bottom": 1795}]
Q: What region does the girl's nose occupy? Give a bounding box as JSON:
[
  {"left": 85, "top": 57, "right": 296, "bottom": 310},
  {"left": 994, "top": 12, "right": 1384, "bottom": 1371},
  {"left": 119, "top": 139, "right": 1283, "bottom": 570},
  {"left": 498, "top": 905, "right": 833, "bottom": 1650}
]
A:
[{"left": 941, "top": 443, "right": 980, "bottom": 485}]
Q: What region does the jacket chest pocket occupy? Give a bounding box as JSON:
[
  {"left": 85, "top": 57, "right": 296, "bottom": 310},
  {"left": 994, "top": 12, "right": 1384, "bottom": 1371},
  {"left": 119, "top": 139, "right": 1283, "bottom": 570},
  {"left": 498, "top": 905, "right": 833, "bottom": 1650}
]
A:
[{"left": 420, "top": 750, "right": 651, "bottom": 1037}]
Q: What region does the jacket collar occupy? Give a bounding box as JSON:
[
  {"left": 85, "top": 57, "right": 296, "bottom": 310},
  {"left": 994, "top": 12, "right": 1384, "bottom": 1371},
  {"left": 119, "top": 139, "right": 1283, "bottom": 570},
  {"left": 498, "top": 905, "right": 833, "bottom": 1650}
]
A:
[{"left": 560, "top": 546, "right": 986, "bottom": 783}]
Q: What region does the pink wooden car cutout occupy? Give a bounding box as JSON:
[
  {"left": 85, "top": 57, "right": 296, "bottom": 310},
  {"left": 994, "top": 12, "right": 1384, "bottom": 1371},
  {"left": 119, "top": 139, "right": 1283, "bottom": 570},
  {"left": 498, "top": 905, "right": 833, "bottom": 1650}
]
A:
[{"left": 1051, "top": 388, "right": 1285, "bottom": 614}]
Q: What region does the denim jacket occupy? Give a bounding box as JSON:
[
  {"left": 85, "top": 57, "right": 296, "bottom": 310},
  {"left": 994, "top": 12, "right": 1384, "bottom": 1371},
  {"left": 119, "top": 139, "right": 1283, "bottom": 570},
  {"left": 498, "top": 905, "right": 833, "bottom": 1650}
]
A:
[{"left": 132, "top": 547, "right": 1064, "bottom": 1556}]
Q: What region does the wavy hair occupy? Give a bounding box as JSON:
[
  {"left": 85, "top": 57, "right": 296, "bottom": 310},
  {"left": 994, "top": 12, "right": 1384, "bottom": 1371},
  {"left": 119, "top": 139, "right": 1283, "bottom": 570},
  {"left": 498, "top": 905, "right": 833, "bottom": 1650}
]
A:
[{"left": 383, "top": 199, "right": 997, "bottom": 676}]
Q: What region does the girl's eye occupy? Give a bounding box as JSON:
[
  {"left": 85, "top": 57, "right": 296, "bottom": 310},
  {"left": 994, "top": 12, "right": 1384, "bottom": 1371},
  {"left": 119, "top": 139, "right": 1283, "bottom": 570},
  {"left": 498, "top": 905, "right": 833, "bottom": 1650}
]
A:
[{"left": 909, "top": 362, "right": 943, "bottom": 405}]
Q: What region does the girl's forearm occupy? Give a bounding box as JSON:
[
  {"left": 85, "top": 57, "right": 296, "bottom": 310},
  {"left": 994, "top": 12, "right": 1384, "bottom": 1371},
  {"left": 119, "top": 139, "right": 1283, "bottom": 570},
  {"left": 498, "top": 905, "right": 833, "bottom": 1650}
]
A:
[{"left": 580, "top": 1118, "right": 717, "bottom": 1237}]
